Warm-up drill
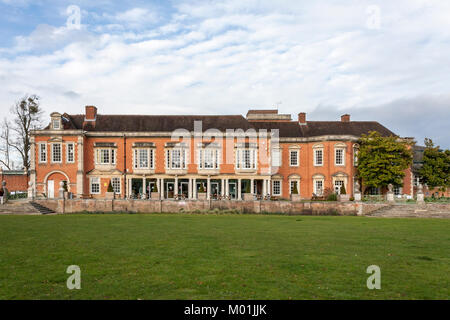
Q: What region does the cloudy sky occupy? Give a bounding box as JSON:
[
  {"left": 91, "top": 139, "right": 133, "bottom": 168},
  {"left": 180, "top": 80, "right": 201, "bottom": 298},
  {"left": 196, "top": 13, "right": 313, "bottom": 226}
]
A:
[{"left": 0, "top": 0, "right": 449, "bottom": 148}]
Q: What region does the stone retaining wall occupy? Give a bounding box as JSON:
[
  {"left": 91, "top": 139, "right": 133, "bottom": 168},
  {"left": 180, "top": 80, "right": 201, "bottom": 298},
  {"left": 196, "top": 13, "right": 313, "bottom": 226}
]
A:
[{"left": 33, "top": 199, "right": 394, "bottom": 216}]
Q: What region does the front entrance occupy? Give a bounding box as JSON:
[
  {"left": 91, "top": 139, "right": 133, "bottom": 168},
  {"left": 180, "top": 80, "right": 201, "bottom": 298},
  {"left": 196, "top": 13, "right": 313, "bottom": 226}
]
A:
[
  {"left": 179, "top": 181, "right": 189, "bottom": 198},
  {"left": 211, "top": 182, "right": 219, "bottom": 198},
  {"left": 131, "top": 179, "right": 143, "bottom": 199},
  {"left": 47, "top": 180, "right": 54, "bottom": 198},
  {"left": 147, "top": 180, "right": 156, "bottom": 198},
  {"left": 254, "top": 180, "right": 263, "bottom": 195},
  {"left": 165, "top": 181, "right": 175, "bottom": 199}
]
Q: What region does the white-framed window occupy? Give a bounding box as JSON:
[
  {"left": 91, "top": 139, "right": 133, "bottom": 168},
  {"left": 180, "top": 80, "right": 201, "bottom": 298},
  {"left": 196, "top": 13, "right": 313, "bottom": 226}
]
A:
[
  {"left": 334, "top": 180, "right": 344, "bottom": 194},
  {"left": 66, "top": 143, "right": 75, "bottom": 163},
  {"left": 367, "top": 186, "right": 380, "bottom": 195},
  {"left": 51, "top": 143, "right": 62, "bottom": 163},
  {"left": 39, "top": 143, "right": 47, "bottom": 163},
  {"left": 90, "top": 177, "right": 100, "bottom": 194},
  {"left": 314, "top": 149, "right": 323, "bottom": 166},
  {"left": 198, "top": 148, "right": 219, "bottom": 169},
  {"left": 166, "top": 149, "right": 187, "bottom": 169},
  {"left": 290, "top": 150, "right": 299, "bottom": 166},
  {"left": 393, "top": 185, "right": 402, "bottom": 196},
  {"left": 236, "top": 149, "right": 257, "bottom": 169},
  {"left": 52, "top": 119, "right": 60, "bottom": 130},
  {"left": 314, "top": 179, "right": 324, "bottom": 196},
  {"left": 139, "top": 149, "right": 148, "bottom": 168},
  {"left": 271, "top": 148, "right": 281, "bottom": 167},
  {"left": 171, "top": 149, "right": 181, "bottom": 169},
  {"left": 272, "top": 180, "right": 281, "bottom": 196},
  {"left": 95, "top": 148, "right": 116, "bottom": 165},
  {"left": 134, "top": 149, "right": 154, "bottom": 169},
  {"left": 335, "top": 148, "right": 344, "bottom": 166},
  {"left": 111, "top": 177, "right": 121, "bottom": 194},
  {"left": 353, "top": 145, "right": 359, "bottom": 166}
]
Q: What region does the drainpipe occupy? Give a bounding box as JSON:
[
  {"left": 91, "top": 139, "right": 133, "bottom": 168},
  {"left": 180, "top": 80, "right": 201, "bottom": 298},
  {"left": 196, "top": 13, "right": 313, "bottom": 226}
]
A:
[{"left": 123, "top": 133, "right": 127, "bottom": 199}]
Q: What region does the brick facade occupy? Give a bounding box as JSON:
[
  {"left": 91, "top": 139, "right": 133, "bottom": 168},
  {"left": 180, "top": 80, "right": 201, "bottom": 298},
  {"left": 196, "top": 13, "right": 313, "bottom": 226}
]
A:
[
  {"left": 30, "top": 106, "right": 414, "bottom": 200},
  {"left": 0, "top": 169, "right": 28, "bottom": 192}
]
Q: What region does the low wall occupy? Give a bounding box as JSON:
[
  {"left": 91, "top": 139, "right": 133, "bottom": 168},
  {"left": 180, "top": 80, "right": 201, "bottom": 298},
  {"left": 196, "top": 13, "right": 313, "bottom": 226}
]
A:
[
  {"left": 33, "top": 199, "right": 391, "bottom": 216},
  {"left": 0, "top": 170, "right": 28, "bottom": 192}
]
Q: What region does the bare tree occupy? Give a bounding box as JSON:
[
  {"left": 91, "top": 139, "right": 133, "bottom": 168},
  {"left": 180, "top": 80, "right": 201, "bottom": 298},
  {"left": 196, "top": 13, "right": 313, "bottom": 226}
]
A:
[
  {"left": 0, "top": 118, "right": 12, "bottom": 170},
  {"left": 9, "top": 95, "right": 44, "bottom": 172}
]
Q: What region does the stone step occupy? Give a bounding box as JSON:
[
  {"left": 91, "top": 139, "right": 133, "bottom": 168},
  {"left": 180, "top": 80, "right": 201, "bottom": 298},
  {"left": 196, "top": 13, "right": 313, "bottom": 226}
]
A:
[
  {"left": 29, "top": 202, "right": 56, "bottom": 214},
  {"left": 0, "top": 200, "right": 41, "bottom": 215},
  {"left": 368, "top": 204, "right": 450, "bottom": 218}
]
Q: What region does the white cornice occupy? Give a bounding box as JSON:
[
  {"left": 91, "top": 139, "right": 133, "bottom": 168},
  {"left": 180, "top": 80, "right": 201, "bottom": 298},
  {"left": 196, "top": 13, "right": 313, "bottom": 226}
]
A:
[
  {"left": 32, "top": 130, "right": 85, "bottom": 136},
  {"left": 31, "top": 130, "right": 361, "bottom": 142}
]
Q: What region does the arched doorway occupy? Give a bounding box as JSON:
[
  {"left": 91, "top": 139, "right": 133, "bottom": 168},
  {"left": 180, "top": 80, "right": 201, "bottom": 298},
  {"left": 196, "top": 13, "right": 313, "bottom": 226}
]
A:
[{"left": 44, "top": 171, "right": 70, "bottom": 198}]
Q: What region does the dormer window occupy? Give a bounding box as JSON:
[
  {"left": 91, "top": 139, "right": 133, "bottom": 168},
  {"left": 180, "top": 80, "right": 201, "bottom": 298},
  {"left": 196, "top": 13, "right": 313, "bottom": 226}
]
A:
[
  {"left": 52, "top": 119, "right": 60, "bottom": 129},
  {"left": 50, "top": 112, "right": 62, "bottom": 130}
]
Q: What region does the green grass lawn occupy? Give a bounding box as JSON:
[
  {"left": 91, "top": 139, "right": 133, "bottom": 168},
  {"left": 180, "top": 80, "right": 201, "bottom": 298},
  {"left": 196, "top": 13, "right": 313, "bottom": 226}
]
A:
[{"left": 0, "top": 214, "right": 449, "bottom": 300}]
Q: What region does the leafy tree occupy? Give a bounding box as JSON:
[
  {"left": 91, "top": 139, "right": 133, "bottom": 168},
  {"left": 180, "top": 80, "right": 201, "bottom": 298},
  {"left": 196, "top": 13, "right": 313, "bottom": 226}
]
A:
[
  {"left": 419, "top": 138, "right": 450, "bottom": 191},
  {"left": 357, "top": 131, "right": 413, "bottom": 190}
]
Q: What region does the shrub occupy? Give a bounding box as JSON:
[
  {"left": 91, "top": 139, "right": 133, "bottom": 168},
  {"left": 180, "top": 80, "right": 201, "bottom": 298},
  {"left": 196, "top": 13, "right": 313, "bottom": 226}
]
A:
[
  {"left": 107, "top": 181, "right": 114, "bottom": 193},
  {"left": 323, "top": 187, "right": 334, "bottom": 198},
  {"left": 340, "top": 184, "right": 346, "bottom": 195},
  {"left": 151, "top": 183, "right": 158, "bottom": 192},
  {"left": 244, "top": 181, "right": 251, "bottom": 193},
  {"left": 291, "top": 182, "right": 299, "bottom": 195},
  {"left": 349, "top": 196, "right": 355, "bottom": 201},
  {"left": 198, "top": 183, "right": 205, "bottom": 193},
  {"left": 326, "top": 193, "right": 338, "bottom": 201}
]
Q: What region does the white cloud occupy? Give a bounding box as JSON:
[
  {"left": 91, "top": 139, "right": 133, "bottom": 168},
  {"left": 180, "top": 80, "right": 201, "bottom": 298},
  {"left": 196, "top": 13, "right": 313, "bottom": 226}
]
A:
[
  {"left": 11, "top": 24, "right": 92, "bottom": 53},
  {"left": 0, "top": 0, "right": 449, "bottom": 147},
  {"left": 116, "top": 8, "right": 153, "bottom": 23}
]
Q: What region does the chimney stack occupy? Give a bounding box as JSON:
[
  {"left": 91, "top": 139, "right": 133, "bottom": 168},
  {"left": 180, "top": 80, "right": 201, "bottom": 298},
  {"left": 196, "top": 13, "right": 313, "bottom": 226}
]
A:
[
  {"left": 85, "top": 106, "right": 97, "bottom": 121},
  {"left": 341, "top": 114, "right": 350, "bottom": 122},
  {"left": 298, "top": 112, "right": 306, "bottom": 125}
]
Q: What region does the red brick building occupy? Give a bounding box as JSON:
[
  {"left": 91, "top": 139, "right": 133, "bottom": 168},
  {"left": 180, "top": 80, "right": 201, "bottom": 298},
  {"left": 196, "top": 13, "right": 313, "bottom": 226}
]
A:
[
  {"left": 0, "top": 168, "right": 28, "bottom": 193},
  {"left": 30, "top": 106, "right": 413, "bottom": 200}
]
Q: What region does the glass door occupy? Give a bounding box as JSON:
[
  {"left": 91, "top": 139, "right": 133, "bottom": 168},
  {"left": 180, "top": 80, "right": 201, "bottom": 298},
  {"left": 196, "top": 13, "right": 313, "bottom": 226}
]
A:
[
  {"left": 165, "top": 182, "right": 174, "bottom": 199},
  {"left": 180, "top": 182, "right": 189, "bottom": 198},
  {"left": 211, "top": 182, "right": 219, "bottom": 199},
  {"left": 229, "top": 182, "right": 237, "bottom": 200}
]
